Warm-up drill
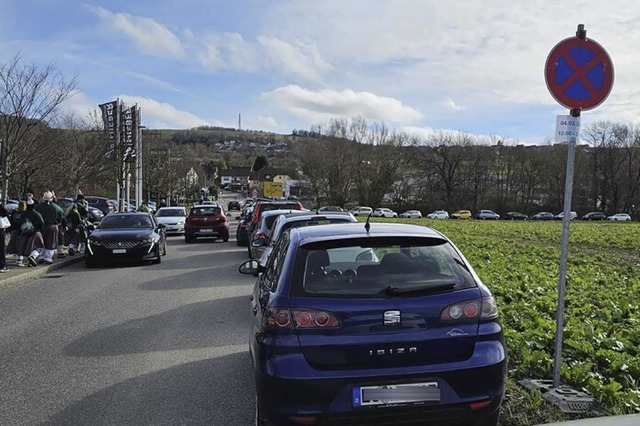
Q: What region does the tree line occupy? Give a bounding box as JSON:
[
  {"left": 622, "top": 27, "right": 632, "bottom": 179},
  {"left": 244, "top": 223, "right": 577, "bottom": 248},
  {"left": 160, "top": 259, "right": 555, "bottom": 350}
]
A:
[{"left": 294, "top": 118, "right": 640, "bottom": 218}]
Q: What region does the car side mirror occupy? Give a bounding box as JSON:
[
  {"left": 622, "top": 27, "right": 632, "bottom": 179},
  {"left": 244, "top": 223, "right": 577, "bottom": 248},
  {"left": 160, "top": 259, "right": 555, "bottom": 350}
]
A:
[
  {"left": 251, "top": 239, "right": 266, "bottom": 247},
  {"left": 239, "top": 259, "right": 264, "bottom": 275},
  {"left": 157, "top": 223, "right": 166, "bottom": 229}
]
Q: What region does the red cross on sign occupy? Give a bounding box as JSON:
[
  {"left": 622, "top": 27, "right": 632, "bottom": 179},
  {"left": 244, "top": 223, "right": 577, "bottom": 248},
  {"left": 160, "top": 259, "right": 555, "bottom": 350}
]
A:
[{"left": 545, "top": 36, "right": 614, "bottom": 111}]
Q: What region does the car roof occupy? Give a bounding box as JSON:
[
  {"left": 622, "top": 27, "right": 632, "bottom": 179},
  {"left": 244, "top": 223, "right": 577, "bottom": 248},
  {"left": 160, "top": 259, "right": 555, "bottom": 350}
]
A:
[
  {"left": 191, "top": 203, "right": 220, "bottom": 208},
  {"left": 290, "top": 222, "right": 445, "bottom": 246},
  {"left": 260, "top": 208, "right": 306, "bottom": 218},
  {"left": 157, "top": 206, "right": 186, "bottom": 211},
  {"left": 281, "top": 211, "right": 355, "bottom": 220}
]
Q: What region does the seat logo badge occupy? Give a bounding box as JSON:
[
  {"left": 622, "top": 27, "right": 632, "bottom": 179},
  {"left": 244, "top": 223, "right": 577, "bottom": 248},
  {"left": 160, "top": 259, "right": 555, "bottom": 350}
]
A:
[
  {"left": 383, "top": 310, "right": 401, "bottom": 326},
  {"left": 117, "top": 242, "right": 122, "bottom": 247}
]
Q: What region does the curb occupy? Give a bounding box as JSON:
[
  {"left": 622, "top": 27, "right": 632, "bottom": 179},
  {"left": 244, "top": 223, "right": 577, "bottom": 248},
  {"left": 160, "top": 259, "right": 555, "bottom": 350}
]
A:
[{"left": 0, "top": 256, "right": 85, "bottom": 292}]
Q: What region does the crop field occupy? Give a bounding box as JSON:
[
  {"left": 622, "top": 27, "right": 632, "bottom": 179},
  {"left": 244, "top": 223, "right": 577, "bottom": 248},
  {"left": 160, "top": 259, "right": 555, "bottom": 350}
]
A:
[{"left": 371, "top": 217, "right": 640, "bottom": 424}]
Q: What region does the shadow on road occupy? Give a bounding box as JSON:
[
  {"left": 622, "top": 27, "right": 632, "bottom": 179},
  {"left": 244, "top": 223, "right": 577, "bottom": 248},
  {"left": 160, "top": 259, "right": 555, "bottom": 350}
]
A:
[
  {"left": 42, "top": 352, "right": 255, "bottom": 426},
  {"left": 65, "top": 296, "right": 252, "bottom": 357}
]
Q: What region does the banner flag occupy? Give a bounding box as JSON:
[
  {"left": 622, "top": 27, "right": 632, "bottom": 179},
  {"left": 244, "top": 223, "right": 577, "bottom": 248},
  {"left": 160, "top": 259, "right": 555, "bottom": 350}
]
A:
[
  {"left": 99, "top": 100, "right": 118, "bottom": 160},
  {"left": 121, "top": 106, "right": 137, "bottom": 163}
]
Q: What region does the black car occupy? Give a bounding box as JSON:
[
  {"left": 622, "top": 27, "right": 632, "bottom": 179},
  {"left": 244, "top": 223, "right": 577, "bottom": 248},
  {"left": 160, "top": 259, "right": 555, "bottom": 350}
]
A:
[
  {"left": 85, "top": 196, "right": 116, "bottom": 216},
  {"left": 227, "top": 200, "right": 241, "bottom": 211},
  {"left": 582, "top": 211, "right": 606, "bottom": 221},
  {"left": 531, "top": 212, "right": 554, "bottom": 220},
  {"left": 58, "top": 197, "right": 104, "bottom": 223},
  {"left": 85, "top": 212, "right": 166, "bottom": 267},
  {"left": 504, "top": 211, "right": 528, "bottom": 220}
]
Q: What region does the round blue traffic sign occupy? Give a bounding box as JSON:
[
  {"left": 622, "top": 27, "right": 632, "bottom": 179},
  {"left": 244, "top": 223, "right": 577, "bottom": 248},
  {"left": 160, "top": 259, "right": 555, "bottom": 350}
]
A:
[{"left": 545, "top": 36, "right": 614, "bottom": 111}]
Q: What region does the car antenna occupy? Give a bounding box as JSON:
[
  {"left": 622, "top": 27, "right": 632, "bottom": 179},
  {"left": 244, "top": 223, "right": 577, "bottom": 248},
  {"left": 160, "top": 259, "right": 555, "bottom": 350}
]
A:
[{"left": 364, "top": 212, "right": 372, "bottom": 233}]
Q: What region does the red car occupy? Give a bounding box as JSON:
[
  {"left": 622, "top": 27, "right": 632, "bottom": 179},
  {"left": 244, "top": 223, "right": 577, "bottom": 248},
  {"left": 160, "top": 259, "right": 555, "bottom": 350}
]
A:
[{"left": 184, "top": 203, "right": 229, "bottom": 243}]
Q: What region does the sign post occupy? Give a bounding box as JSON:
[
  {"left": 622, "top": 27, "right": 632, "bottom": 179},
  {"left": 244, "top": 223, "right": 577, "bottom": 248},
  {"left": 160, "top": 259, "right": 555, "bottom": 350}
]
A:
[{"left": 544, "top": 24, "right": 614, "bottom": 389}]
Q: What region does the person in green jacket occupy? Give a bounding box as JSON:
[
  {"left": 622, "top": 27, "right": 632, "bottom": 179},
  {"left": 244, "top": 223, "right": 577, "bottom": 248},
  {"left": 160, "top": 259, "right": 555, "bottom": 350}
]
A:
[
  {"left": 137, "top": 201, "right": 150, "bottom": 212},
  {"left": 34, "top": 191, "right": 64, "bottom": 264},
  {"left": 65, "top": 203, "right": 82, "bottom": 256},
  {"left": 18, "top": 198, "right": 45, "bottom": 267}
]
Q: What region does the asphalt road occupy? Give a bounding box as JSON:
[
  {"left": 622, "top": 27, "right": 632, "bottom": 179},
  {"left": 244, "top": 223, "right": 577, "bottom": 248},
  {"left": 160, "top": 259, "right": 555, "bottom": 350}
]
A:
[{"left": 0, "top": 216, "right": 256, "bottom": 426}]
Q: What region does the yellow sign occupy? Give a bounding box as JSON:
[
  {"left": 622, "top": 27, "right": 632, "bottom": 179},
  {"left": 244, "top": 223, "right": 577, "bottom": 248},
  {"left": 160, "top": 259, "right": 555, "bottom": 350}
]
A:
[{"left": 263, "top": 181, "right": 284, "bottom": 197}]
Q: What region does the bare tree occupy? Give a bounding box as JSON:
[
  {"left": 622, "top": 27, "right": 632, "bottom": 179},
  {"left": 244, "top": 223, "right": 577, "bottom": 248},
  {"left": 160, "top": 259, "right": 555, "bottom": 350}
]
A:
[{"left": 0, "top": 54, "right": 77, "bottom": 199}]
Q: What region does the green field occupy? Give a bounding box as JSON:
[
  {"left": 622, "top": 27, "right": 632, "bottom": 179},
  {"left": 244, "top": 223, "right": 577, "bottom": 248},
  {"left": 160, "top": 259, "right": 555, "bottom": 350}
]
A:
[{"left": 370, "top": 218, "right": 640, "bottom": 424}]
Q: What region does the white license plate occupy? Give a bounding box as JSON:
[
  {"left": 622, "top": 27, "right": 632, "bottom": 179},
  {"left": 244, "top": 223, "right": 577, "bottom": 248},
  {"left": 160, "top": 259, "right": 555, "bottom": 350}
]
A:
[
  {"left": 200, "top": 228, "right": 214, "bottom": 233},
  {"left": 353, "top": 382, "right": 439, "bottom": 407},
  {"left": 112, "top": 249, "right": 127, "bottom": 254}
]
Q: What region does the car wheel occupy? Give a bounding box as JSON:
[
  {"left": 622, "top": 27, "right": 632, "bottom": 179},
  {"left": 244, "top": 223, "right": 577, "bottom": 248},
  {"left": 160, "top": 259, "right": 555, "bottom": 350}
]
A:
[
  {"left": 85, "top": 256, "right": 98, "bottom": 268},
  {"left": 185, "top": 235, "right": 193, "bottom": 243},
  {"left": 152, "top": 247, "right": 162, "bottom": 264}
]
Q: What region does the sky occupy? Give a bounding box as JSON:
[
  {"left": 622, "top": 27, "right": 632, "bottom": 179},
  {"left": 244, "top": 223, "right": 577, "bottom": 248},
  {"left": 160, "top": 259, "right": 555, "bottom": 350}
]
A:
[{"left": 0, "top": 0, "right": 637, "bottom": 145}]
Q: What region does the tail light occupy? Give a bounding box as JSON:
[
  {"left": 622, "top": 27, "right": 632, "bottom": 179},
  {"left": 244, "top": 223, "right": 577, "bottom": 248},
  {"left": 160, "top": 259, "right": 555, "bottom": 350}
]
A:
[
  {"left": 440, "top": 297, "right": 498, "bottom": 322},
  {"left": 266, "top": 308, "right": 341, "bottom": 330}
]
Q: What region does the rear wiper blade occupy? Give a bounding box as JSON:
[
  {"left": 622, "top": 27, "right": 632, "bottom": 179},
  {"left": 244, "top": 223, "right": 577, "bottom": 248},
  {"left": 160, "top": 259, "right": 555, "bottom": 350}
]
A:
[{"left": 380, "top": 283, "right": 456, "bottom": 297}]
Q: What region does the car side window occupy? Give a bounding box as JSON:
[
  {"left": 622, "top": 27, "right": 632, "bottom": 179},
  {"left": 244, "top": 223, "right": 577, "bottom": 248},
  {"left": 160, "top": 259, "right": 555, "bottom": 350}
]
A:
[{"left": 262, "top": 232, "right": 290, "bottom": 291}]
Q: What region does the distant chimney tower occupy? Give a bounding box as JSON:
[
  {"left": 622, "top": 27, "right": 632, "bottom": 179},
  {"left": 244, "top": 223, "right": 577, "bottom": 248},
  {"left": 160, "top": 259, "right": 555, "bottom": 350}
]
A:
[{"left": 238, "top": 113, "right": 241, "bottom": 131}]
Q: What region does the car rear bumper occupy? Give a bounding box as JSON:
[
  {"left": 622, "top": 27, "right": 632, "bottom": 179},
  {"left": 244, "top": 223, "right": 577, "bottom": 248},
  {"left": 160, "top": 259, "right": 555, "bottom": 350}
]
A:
[
  {"left": 254, "top": 340, "right": 506, "bottom": 424},
  {"left": 185, "top": 225, "right": 229, "bottom": 238}
]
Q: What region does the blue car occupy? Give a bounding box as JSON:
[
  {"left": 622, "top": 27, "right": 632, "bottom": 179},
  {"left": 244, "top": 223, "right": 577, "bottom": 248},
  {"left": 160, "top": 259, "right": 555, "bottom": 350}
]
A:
[{"left": 240, "top": 222, "right": 506, "bottom": 425}]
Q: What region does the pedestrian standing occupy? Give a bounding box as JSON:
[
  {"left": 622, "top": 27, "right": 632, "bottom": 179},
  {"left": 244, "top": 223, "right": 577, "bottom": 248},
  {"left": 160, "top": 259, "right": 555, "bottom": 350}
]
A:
[
  {"left": 18, "top": 199, "right": 45, "bottom": 267},
  {"left": 0, "top": 204, "right": 9, "bottom": 272},
  {"left": 65, "top": 203, "right": 82, "bottom": 256},
  {"left": 6, "top": 200, "right": 27, "bottom": 267},
  {"left": 53, "top": 194, "right": 68, "bottom": 258},
  {"left": 74, "top": 193, "right": 89, "bottom": 254},
  {"left": 34, "top": 191, "right": 64, "bottom": 264}
]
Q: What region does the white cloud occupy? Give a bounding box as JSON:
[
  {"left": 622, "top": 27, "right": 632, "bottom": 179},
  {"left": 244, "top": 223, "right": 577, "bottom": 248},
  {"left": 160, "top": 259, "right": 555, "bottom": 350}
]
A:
[
  {"left": 89, "top": 6, "right": 185, "bottom": 58},
  {"left": 443, "top": 98, "right": 466, "bottom": 111},
  {"left": 258, "top": 36, "right": 331, "bottom": 82},
  {"left": 256, "top": 115, "right": 279, "bottom": 128},
  {"left": 119, "top": 96, "right": 209, "bottom": 129},
  {"left": 61, "top": 90, "right": 98, "bottom": 118},
  {"left": 263, "top": 85, "right": 423, "bottom": 126},
  {"left": 197, "top": 32, "right": 259, "bottom": 72}
]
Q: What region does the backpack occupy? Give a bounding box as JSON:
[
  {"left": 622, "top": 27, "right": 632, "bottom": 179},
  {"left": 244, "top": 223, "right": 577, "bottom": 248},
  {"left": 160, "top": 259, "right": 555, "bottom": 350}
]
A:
[{"left": 21, "top": 217, "right": 35, "bottom": 234}]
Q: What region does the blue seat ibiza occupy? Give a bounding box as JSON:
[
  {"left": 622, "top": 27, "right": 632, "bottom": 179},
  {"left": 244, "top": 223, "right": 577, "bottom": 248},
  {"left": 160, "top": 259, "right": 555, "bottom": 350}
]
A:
[{"left": 240, "top": 222, "right": 506, "bottom": 425}]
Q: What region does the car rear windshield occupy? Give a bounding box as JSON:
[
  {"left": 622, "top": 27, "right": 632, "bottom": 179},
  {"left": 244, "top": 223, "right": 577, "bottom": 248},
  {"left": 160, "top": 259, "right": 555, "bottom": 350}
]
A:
[
  {"left": 190, "top": 207, "right": 221, "bottom": 216},
  {"left": 291, "top": 237, "right": 476, "bottom": 298},
  {"left": 157, "top": 208, "right": 186, "bottom": 217}
]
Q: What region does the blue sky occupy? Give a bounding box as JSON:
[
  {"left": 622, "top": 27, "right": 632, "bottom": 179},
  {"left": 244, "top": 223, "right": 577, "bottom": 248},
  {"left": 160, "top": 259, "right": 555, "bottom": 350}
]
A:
[{"left": 1, "top": 0, "right": 637, "bottom": 144}]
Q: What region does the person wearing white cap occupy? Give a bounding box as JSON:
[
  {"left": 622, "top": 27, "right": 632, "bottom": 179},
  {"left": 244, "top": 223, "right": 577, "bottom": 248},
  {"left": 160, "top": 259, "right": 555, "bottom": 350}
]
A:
[
  {"left": 17, "top": 199, "right": 45, "bottom": 266},
  {"left": 34, "top": 191, "right": 64, "bottom": 264}
]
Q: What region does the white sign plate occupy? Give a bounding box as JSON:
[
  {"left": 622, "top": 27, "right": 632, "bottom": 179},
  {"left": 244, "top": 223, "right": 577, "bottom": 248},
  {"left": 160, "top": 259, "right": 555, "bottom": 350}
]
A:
[{"left": 555, "top": 115, "right": 581, "bottom": 143}]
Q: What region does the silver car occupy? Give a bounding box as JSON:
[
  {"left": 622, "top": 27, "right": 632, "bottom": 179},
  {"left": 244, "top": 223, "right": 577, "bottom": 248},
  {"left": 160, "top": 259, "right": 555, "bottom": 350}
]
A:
[
  {"left": 154, "top": 207, "right": 187, "bottom": 235},
  {"left": 257, "top": 211, "right": 357, "bottom": 269}
]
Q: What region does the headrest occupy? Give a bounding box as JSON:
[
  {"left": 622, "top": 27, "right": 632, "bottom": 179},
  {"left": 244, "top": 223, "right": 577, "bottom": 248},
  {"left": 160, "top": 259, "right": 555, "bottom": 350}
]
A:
[{"left": 307, "top": 251, "right": 330, "bottom": 269}]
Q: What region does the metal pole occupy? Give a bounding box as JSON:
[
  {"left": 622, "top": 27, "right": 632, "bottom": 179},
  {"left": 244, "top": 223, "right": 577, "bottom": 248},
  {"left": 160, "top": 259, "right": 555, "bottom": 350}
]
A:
[
  {"left": 552, "top": 108, "right": 580, "bottom": 388},
  {"left": 137, "top": 107, "right": 143, "bottom": 206}
]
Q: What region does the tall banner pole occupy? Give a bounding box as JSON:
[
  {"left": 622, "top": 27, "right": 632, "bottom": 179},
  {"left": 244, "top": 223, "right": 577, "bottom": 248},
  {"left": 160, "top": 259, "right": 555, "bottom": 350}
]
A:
[{"left": 136, "top": 106, "right": 143, "bottom": 206}]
